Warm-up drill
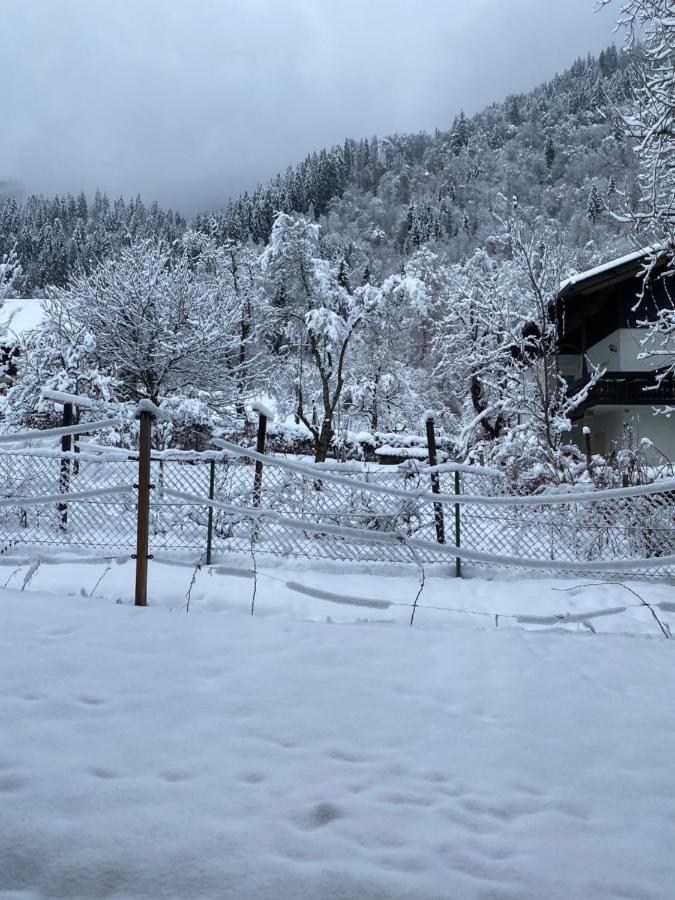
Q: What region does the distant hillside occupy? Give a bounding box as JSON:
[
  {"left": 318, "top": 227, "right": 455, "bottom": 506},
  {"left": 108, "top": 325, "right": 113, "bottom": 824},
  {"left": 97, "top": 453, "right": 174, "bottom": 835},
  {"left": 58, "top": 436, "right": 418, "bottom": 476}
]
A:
[{"left": 0, "top": 45, "right": 637, "bottom": 295}]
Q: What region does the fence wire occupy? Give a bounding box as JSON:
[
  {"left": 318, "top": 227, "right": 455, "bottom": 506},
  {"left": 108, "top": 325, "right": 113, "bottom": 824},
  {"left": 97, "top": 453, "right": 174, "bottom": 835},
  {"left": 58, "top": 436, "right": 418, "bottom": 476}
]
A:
[{"left": 0, "top": 449, "right": 673, "bottom": 577}]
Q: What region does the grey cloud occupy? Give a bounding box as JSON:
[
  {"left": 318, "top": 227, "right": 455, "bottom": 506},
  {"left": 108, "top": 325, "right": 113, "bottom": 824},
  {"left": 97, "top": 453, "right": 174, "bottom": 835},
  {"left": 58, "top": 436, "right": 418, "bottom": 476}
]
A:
[{"left": 1, "top": 0, "right": 618, "bottom": 215}]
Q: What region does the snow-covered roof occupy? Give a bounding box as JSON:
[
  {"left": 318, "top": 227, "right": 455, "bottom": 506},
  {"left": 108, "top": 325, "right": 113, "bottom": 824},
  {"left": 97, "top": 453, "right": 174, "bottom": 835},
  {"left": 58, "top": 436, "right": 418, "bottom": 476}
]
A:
[
  {"left": 559, "top": 245, "right": 667, "bottom": 295},
  {"left": 2, "top": 298, "right": 46, "bottom": 342}
]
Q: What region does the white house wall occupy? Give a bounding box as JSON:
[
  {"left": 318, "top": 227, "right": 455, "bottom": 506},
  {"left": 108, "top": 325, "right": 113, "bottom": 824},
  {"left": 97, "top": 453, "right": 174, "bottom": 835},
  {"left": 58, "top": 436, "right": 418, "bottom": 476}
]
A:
[
  {"left": 572, "top": 405, "right": 675, "bottom": 466},
  {"left": 585, "top": 328, "right": 675, "bottom": 374}
]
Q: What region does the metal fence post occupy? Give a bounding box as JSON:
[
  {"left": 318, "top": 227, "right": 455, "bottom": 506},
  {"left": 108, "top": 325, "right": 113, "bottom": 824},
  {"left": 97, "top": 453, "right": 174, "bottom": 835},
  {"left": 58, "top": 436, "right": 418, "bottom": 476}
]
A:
[
  {"left": 425, "top": 414, "right": 445, "bottom": 544},
  {"left": 253, "top": 411, "right": 268, "bottom": 507},
  {"left": 135, "top": 408, "right": 153, "bottom": 607},
  {"left": 206, "top": 458, "right": 216, "bottom": 565},
  {"left": 58, "top": 402, "right": 73, "bottom": 530},
  {"left": 454, "top": 470, "right": 462, "bottom": 578}
]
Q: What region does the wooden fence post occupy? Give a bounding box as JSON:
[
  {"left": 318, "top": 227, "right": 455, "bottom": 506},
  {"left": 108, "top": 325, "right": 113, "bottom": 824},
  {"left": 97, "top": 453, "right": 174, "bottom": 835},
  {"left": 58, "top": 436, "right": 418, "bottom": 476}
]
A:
[
  {"left": 454, "top": 471, "right": 462, "bottom": 578},
  {"left": 135, "top": 408, "right": 154, "bottom": 607},
  {"left": 206, "top": 458, "right": 216, "bottom": 565},
  {"left": 583, "top": 426, "right": 593, "bottom": 477},
  {"left": 425, "top": 413, "right": 445, "bottom": 545},
  {"left": 253, "top": 410, "right": 268, "bottom": 507},
  {"left": 58, "top": 402, "right": 73, "bottom": 530}
]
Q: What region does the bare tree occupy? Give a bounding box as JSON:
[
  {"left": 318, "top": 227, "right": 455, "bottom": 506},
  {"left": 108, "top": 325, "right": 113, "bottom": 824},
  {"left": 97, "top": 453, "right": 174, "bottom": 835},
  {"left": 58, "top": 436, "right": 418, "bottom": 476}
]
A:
[
  {"left": 44, "top": 239, "right": 254, "bottom": 406},
  {"left": 602, "top": 0, "right": 675, "bottom": 402}
]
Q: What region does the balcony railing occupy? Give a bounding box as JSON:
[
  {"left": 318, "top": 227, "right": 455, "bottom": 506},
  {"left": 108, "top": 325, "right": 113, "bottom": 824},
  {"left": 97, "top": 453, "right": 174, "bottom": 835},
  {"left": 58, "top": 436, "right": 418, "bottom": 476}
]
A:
[{"left": 568, "top": 371, "right": 675, "bottom": 408}]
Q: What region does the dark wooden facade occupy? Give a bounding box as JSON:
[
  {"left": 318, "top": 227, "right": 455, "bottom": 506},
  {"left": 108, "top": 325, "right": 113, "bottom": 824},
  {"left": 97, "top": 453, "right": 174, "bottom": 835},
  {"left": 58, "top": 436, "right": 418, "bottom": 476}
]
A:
[{"left": 554, "top": 251, "right": 675, "bottom": 412}]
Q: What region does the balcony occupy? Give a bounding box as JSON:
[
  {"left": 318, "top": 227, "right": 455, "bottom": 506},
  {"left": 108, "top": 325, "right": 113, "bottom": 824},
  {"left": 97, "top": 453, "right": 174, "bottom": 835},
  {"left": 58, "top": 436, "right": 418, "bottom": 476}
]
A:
[{"left": 568, "top": 371, "right": 675, "bottom": 410}]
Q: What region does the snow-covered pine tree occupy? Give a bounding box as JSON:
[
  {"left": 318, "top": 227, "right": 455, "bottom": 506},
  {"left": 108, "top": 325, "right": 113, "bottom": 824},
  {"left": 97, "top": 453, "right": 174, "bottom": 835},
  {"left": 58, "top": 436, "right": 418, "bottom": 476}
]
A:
[
  {"left": 450, "top": 110, "right": 470, "bottom": 154},
  {"left": 0, "top": 248, "right": 20, "bottom": 305},
  {"left": 587, "top": 185, "right": 604, "bottom": 223},
  {"left": 545, "top": 134, "right": 555, "bottom": 169}
]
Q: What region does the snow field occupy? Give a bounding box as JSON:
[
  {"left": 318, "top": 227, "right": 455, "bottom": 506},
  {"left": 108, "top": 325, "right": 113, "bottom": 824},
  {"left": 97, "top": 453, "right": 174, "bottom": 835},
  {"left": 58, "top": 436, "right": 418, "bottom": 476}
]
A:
[{"left": 1, "top": 562, "right": 675, "bottom": 899}]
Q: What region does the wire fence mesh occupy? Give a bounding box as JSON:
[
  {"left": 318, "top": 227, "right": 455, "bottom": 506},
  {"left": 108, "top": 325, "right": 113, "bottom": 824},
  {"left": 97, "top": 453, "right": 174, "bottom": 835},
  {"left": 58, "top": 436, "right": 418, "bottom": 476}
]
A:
[
  {"left": 0, "top": 447, "right": 673, "bottom": 577},
  {"left": 0, "top": 452, "right": 137, "bottom": 553}
]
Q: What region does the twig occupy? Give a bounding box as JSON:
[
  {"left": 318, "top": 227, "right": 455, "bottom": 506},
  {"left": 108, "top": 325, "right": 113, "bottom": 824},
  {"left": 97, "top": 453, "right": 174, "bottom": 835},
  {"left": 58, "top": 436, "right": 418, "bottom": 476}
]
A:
[
  {"left": 3, "top": 566, "right": 22, "bottom": 588},
  {"left": 400, "top": 533, "right": 426, "bottom": 626},
  {"left": 612, "top": 583, "right": 670, "bottom": 640},
  {"left": 21, "top": 560, "right": 40, "bottom": 592},
  {"left": 249, "top": 521, "right": 259, "bottom": 616},
  {"left": 185, "top": 558, "right": 203, "bottom": 613},
  {"left": 554, "top": 580, "right": 671, "bottom": 639},
  {"left": 89, "top": 565, "right": 111, "bottom": 599}
]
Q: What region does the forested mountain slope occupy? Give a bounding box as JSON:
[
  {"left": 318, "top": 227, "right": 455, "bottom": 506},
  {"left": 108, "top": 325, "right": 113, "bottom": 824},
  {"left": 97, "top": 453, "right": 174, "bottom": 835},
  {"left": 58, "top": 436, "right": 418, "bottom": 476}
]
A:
[
  {"left": 1, "top": 46, "right": 637, "bottom": 295},
  {"left": 202, "top": 44, "right": 637, "bottom": 284}
]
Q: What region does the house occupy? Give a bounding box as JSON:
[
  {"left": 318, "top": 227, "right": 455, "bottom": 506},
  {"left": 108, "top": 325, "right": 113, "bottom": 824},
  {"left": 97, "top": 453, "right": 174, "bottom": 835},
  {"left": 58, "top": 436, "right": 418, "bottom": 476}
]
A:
[
  {"left": 1, "top": 297, "right": 46, "bottom": 387},
  {"left": 555, "top": 248, "right": 675, "bottom": 465}
]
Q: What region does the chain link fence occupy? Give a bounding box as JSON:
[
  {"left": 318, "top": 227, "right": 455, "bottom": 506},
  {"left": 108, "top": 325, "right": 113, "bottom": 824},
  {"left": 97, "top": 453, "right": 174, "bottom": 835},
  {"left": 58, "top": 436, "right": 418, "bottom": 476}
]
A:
[
  {"left": 0, "top": 451, "right": 137, "bottom": 553},
  {"left": 0, "top": 447, "right": 674, "bottom": 577}
]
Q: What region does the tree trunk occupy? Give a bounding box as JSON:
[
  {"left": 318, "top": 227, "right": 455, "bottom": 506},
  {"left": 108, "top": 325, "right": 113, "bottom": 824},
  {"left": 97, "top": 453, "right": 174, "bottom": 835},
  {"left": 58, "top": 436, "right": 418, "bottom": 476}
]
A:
[
  {"left": 314, "top": 418, "right": 333, "bottom": 463},
  {"left": 370, "top": 371, "right": 380, "bottom": 432},
  {"left": 470, "top": 374, "right": 502, "bottom": 440},
  {"left": 235, "top": 314, "right": 251, "bottom": 417}
]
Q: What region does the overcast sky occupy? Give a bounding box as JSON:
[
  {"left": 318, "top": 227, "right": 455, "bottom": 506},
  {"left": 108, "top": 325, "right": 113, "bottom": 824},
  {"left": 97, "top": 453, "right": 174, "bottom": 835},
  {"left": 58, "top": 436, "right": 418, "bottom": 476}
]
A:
[{"left": 1, "top": 0, "right": 618, "bottom": 216}]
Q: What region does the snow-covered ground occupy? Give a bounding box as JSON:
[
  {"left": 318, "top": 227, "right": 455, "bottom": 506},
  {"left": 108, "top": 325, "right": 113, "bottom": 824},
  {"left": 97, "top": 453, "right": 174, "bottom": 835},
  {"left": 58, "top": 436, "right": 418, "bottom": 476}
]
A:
[{"left": 1, "top": 560, "right": 675, "bottom": 899}]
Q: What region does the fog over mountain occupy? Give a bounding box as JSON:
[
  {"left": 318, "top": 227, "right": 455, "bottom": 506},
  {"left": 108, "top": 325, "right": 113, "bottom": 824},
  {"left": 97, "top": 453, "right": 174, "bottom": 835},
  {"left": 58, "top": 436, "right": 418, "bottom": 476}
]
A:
[{"left": 2, "top": 0, "right": 616, "bottom": 213}]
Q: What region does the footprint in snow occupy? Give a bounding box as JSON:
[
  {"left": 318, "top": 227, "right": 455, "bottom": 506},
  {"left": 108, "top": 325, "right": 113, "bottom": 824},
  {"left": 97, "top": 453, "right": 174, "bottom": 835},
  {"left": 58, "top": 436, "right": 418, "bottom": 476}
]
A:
[
  {"left": 160, "top": 770, "right": 191, "bottom": 783},
  {"left": 328, "top": 748, "right": 367, "bottom": 764},
  {"left": 297, "top": 801, "right": 345, "bottom": 830},
  {"left": 0, "top": 774, "right": 27, "bottom": 793},
  {"left": 90, "top": 767, "right": 118, "bottom": 780},
  {"left": 44, "top": 627, "right": 76, "bottom": 638},
  {"left": 239, "top": 771, "right": 265, "bottom": 784}
]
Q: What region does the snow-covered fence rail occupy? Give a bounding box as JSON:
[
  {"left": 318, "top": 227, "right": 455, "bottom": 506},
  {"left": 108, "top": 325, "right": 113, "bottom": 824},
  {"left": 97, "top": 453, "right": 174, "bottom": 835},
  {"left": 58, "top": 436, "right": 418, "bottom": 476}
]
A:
[
  {"left": 182, "top": 444, "right": 675, "bottom": 576},
  {"left": 0, "top": 418, "right": 122, "bottom": 445},
  {"left": 0, "top": 437, "right": 673, "bottom": 578}
]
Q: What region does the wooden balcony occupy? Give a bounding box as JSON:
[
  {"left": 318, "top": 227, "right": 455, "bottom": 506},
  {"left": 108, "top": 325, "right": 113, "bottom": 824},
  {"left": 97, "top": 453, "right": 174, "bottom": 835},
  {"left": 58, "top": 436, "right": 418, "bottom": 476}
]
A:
[{"left": 567, "top": 371, "right": 675, "bottom": 410}]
